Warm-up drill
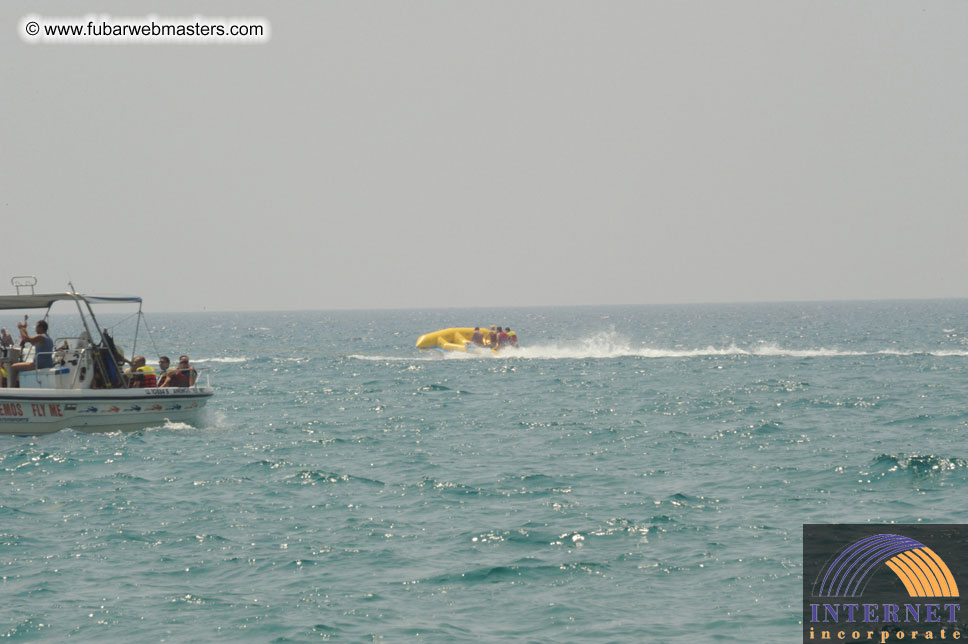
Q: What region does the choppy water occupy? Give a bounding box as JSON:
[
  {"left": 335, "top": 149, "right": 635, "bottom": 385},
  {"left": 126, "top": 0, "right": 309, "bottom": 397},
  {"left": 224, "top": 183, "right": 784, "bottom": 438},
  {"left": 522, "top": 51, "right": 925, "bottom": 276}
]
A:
[{"left": 3, "top": 300, "right": 968, "bottom": 642}]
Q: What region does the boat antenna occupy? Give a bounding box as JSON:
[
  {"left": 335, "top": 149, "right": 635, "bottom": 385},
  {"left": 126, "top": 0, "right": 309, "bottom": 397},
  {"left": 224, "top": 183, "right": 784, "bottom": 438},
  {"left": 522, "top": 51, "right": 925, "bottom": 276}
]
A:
[
  {"left": 137, "top": 308, "right": 163, "bottom": 362},
  {"left": 131, "top": 300, "right": 142, "bottom": 357}
]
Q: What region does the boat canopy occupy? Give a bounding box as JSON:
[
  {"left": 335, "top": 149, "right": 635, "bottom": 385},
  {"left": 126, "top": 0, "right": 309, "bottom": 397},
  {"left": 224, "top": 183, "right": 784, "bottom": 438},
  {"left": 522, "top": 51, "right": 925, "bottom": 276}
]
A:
[{"left": 0, "top": 293, "right": 142, "bottom": 310}]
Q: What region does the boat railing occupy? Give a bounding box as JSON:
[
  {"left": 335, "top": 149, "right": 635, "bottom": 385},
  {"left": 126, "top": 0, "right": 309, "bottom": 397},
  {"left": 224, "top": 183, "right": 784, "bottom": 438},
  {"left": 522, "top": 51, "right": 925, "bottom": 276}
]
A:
[
  {"left": 3, "top": 347, "right": 213, "bottom": 390},
  {"left": 1, "top": 338, "right": 92, "bottom": 389},
  {"left": 192, "top": 368, "right": 211, "bottom": 389},
  {"left": 52, "top": 336, "right": 92, "bottom": 360},
  {"left": 178, "top": 367, "right": 211, "bottom": 390},
  {"left": 10, "top": 337, "right": 90, "bottom": 365},
  {"left": 121, "top": 370, "right": 152, "bottom": 388},
  {"left": 1, "top": 344, "right": 24, "bottom": 364},
  {"left": 115, "top": 367, "right": 208, "bottom": 387},
  {"left": 54, "top": 335, "right": 91, "bottom": 348},
  {"left": 131, "top": 366, "right": 211, "bottom": 390}
]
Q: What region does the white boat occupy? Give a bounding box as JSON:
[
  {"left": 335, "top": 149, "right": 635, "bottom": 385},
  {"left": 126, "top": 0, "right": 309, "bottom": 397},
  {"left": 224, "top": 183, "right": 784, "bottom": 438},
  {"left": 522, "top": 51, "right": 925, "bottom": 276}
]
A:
[{"left": 0, "top": 278, "right": 214, "bottom": 435}]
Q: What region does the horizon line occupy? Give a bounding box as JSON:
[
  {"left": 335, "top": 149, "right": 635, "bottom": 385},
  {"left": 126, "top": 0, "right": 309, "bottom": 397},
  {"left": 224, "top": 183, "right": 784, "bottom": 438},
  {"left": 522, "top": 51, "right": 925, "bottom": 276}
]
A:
[{"left": 95, "top": 294, "right": 968, "bottom": 315}]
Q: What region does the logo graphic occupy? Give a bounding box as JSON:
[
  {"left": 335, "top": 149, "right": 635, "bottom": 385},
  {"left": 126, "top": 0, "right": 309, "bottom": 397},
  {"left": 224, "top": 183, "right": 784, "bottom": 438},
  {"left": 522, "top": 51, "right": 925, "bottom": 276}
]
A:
[
  {"left": 816, "top": 533, "right": 959, "bottom": 599},
  {"left": 803, "top": 525, "right": 967, "bottom": 644}
]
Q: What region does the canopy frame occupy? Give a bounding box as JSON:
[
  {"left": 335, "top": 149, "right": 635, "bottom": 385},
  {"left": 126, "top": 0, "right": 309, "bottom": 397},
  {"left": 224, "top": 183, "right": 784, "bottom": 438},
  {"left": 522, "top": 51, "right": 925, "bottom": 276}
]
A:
[{"left": 2, "top": 287, "right": 145, "bottom": 389}]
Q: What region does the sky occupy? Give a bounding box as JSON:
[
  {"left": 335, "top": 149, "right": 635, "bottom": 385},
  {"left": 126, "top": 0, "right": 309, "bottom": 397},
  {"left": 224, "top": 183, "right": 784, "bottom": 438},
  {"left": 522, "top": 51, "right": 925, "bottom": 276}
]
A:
[{"left": 2, "top": 1, "right": 966, "bottom": 312}]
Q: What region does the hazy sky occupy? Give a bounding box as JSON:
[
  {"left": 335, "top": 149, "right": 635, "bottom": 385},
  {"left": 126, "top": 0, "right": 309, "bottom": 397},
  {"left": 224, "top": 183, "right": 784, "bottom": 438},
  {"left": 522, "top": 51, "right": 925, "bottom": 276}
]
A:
[{"left": 2, "top": 1, "right": 966, "bottom": 312}]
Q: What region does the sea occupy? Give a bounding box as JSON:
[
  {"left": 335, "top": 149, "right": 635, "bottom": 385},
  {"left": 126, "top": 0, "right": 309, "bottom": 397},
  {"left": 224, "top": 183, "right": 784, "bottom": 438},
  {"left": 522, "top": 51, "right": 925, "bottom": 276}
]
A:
[{"left": 3, "top": 300, "right": 968, "bottom": 643}]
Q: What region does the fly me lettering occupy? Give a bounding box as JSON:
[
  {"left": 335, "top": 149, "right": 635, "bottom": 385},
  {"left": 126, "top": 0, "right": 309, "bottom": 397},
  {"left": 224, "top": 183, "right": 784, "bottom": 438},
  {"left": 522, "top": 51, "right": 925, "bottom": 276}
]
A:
[{"left": 30, "top": 403, "right": 63, "bottom": 417}]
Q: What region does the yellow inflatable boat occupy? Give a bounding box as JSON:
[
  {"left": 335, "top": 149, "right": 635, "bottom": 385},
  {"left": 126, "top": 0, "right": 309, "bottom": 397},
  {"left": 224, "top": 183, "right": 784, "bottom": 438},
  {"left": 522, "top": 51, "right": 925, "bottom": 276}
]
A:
[{"left": 416, "top": 328, "right": 499, "bottom": 354}]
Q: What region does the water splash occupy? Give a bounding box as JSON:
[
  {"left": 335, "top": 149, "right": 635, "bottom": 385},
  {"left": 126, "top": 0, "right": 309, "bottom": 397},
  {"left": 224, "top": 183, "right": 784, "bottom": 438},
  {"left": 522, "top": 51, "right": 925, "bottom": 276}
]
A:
[
  {"left": 157, "top": 420, "right": 197, "bottom": 431},
  {"left": 352, "top": 331, "right": 968, "bottom": 361}
]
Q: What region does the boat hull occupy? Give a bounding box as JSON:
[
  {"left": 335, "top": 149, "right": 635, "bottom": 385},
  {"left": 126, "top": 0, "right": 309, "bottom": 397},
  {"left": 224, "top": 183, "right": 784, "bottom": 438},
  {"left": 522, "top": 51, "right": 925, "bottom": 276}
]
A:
[{"left": 0, "top": 387, "right": 214, "bottom": 435}]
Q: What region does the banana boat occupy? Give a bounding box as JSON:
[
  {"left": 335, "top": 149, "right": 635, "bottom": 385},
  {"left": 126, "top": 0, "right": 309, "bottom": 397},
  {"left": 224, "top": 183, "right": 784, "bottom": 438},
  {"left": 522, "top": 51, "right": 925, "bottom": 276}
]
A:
[{"left": 415, "top": 328, "right": 499, "bottom": 354}]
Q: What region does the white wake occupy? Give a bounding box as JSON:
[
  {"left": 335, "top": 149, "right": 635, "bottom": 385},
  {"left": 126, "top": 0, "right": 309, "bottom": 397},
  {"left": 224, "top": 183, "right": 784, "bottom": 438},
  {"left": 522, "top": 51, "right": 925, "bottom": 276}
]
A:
[{"left": 350, "top": 331, "right": 968, "bottom": 361}]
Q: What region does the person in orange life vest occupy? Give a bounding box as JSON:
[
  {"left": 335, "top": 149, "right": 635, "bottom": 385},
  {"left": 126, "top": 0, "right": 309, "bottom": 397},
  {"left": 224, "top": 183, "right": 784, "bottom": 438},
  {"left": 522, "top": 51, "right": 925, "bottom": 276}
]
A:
[
  {"left": 159, "top": 355, "right": 196, "bottom": 387},
  {"left": 126, "top": 356, "right": 157, "bottom": 388},
  {"left": 488, "top": 326, "right": 498, "bottom": 347},
  {"left": 497, "top": 327, "right": 509, "bottom": 347}
]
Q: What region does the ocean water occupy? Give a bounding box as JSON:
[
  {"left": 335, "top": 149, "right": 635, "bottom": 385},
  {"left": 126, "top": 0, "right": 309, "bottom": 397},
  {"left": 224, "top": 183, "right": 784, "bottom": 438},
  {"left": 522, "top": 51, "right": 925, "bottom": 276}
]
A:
[{"left": 3, "top": 300, "right": 968, "bottom": 642}]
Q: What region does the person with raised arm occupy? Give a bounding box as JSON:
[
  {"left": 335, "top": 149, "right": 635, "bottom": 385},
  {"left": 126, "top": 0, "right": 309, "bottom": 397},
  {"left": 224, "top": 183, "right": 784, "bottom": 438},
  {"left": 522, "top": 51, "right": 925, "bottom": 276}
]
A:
[{"left": 8, "top": 319, "right": 54, "bottom": 388}]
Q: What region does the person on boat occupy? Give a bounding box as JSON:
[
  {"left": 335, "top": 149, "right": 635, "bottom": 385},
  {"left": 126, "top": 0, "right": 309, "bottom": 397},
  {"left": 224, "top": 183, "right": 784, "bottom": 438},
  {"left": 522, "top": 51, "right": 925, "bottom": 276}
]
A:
[
  {"left": 0, "top": 328, "right": 14, "bottom": 386},
  {"left": 7, "top": 319, "right": 54, "bottom": 387},
  {"left": 470, "top": 327, "right": 484, "bottom": 346},
  {"left": 157, "top": 356, "right": 171, "bottom": 379},
  {"left": 507, "top": 328, "right": 518, "bottom": 347},
  {"left": 488, "top": 326, "right": 498, "bottom": 348},
  {"left": 126, "top": 356, "right": 157, "bottom": 388},
  {"left": 497, "top": 327, "right": 509, "bottom": 348},
  {"left": 159, "top": 355, "right": 197, "bottom": 387}
]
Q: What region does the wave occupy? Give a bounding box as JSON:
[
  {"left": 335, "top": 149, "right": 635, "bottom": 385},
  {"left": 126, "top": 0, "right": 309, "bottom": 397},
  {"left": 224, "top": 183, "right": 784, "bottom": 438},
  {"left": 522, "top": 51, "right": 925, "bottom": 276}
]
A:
[
  {"left": 419, "top": 561, "right": 606, "bottom": 585},
  {"left": 872, "top": 454, "right": 968, "bottom": 477},
  {"left": 349, "top": 332, "right": 968, "bottom": 361},
  {"left": 192, "top": 357, "right": 247, "bottom": 363},
  {"left": 349, "top": 354, "right": 441, "bottom": 362}
]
